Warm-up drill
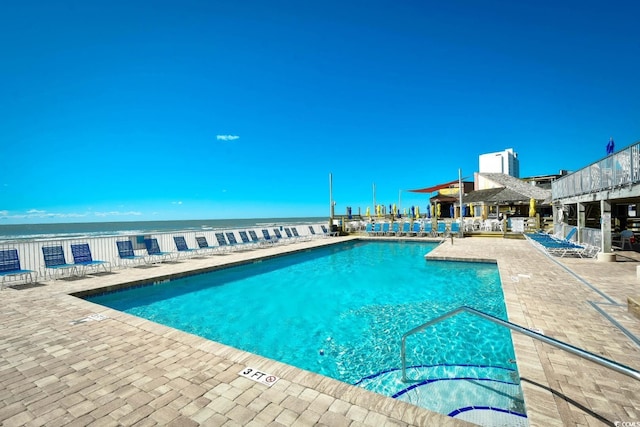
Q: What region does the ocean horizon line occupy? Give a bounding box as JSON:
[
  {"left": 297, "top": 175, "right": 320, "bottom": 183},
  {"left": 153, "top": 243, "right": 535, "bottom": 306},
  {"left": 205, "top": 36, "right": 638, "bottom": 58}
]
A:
[{"left": 0, "top": 216, "right": 331, "bottom": 242}]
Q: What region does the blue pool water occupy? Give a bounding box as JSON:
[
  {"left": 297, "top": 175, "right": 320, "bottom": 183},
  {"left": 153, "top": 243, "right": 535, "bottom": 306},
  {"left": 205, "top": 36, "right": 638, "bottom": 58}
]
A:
[{"left": 86, "top": 240, "right": 527, "bottom": 425}]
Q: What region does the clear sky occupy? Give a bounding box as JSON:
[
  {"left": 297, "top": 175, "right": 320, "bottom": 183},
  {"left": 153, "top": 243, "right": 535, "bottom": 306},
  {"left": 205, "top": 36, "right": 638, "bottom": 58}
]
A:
[{"left": 1, "top": 0, "right": 639, "bottom": 224}]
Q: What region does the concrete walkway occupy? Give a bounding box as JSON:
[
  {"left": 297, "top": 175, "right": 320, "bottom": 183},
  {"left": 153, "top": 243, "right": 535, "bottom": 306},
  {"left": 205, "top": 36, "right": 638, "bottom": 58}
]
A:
[{"left": 1, "top": 236, "right": 638, "bottom": 426}]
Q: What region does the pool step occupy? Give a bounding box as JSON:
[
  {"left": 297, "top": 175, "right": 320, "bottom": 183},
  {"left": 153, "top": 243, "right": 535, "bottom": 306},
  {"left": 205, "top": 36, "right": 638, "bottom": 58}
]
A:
[{"left": 355, "top": 364, "right": 528, "bottom": 427}]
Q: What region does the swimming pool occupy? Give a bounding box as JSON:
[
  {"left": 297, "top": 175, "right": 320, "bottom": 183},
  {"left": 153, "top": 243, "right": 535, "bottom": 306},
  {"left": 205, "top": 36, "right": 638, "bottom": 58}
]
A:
[{"left": 86, "top": 240, "right": 527, "bottom": 426}]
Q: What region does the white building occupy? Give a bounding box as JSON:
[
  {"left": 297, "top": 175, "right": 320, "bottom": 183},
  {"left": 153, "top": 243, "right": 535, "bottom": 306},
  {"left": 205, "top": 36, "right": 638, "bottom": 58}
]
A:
[{"left": 479, "top": 148, "right": 520, "bottom": 178}]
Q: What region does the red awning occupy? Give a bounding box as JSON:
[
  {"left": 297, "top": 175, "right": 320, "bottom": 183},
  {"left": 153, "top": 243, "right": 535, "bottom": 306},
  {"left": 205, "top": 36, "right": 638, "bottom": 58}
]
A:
[{"left": 407, "top": 179, "right": 460, "bottom": 193}]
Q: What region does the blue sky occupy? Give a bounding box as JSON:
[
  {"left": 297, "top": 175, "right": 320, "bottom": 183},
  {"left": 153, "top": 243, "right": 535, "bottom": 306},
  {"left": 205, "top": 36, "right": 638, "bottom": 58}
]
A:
[{"left": 1, "top": 0, "right": 639, "bottom": 224}]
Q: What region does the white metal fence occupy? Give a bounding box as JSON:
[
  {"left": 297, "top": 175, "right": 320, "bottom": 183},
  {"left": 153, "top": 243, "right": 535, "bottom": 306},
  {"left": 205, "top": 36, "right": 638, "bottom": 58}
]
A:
[{"left": 1, "top": 224, "right": 327, "bottom": 285}]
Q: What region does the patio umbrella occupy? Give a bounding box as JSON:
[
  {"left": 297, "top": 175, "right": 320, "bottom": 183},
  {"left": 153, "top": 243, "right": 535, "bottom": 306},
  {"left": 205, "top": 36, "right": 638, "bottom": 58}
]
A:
[
  {"left": 449, "top": 204, "right": 454, "bottom": 218},
  {"left": 415, "top": 205, "right": 420, "bottom": 218},
  {"left": 392, "top": 203, "right": 397, "bottom": 217},
  {"left": 464, "top": 204, "right": 469, "bottom": 217},
  {"left": 426, "top": 204, "right": 431, "bottom": 218},
  {"left": 436, "top": 203, "right": 441, "bottom": 218},
  {"left": 366, "top": 207, "right": 370, "bottom": 217},
  {"left": 529, "top": 198, "right": 536, "bottom": 217},
  {"left": 410, "top": 206, "right": 415, "bottom": 218}
]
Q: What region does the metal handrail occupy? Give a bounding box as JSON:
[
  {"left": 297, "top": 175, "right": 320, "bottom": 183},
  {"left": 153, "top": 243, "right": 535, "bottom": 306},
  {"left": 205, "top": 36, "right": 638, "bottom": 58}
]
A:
[{"left": 400, "top": 306, "right": 640, "bottom": 383}]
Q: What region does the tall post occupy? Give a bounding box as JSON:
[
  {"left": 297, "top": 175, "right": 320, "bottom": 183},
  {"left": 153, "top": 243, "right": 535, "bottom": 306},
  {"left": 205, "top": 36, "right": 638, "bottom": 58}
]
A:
[
  {"left": 458, "top": 168, "right": 463, "bottom": 237},
  {"left": 329, "top": 173, "right": 334, "bottom": 232}
]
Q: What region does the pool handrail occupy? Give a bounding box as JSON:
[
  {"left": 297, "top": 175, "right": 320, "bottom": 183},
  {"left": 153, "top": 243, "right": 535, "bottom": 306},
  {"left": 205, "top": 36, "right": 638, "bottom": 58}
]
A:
[{"left": 400, "top": 305, "right": 640, "bottom": 383}]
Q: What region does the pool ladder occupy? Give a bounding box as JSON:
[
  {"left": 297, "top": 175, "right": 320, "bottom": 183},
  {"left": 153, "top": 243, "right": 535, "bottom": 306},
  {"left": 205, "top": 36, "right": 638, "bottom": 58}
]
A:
[{"left": 400, "top": 306, "right": 640, "bottom": 383}]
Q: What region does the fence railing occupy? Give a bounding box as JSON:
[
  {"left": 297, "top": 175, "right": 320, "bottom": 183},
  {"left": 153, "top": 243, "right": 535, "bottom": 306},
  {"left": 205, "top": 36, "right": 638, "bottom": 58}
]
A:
[
  {"left": 552, "top": 142, "right": 640, "bottom": 199},
  {"left": 0, "top": 224, "right": 326, "bottom": 285}
]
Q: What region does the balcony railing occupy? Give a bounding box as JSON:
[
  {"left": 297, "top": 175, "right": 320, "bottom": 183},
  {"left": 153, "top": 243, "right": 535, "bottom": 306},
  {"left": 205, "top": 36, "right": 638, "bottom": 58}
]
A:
[{"left": 552, "top": 141, "right": 640, "bottom": 199}]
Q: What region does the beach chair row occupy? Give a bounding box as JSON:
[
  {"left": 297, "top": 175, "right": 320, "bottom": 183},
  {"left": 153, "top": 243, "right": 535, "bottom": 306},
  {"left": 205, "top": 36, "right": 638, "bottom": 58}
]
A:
[
  {"left": 364, "top": 221, "right": 461, "bottom": 237},
  {"left": 523, "top": 230, "right": 599, "bottom": 258},
  {"left": 1, "top": 226, "right": 335, "bottom": 286}
]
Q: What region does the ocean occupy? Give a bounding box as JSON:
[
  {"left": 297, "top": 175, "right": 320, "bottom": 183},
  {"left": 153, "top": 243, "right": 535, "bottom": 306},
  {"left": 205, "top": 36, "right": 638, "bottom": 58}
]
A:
[{"left": 0, "top": 217, "right": 327, "bottom": 242}]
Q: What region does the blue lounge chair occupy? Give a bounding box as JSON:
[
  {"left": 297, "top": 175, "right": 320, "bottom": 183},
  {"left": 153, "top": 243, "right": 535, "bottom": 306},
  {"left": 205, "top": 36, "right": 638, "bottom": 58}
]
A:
[
  {"left": 42, "top": 245, "right": 78, "bottom": 279},
  {"left": 291, "top": 227, "right": 310, "bottom": 241},
  {"left": 381, "top": 223, "right": 390, "bottom": 236},
  {"left": 0, "top": 249, "right": 36, "bottom": 288},
  {"left": 144, "top": 238, "right": 175, "bottom": 263},
  {"left": 321, "top": 225, "right": 338, "bottom": 237},
  {"left": 421, "top": 221, "right": 434, "bottom": 237},
  {"left": 195, "top": 236, "right": 221, "bottom": 254},
  {"left": 173, "top": 236, "right": 199, "bottom": 258},
  {"left": 117, "top": 240, "right": 146, "bottom": 266},
  {"left": 400, "top": 222, "right": 411, "bottom": 236},
  {"left": 71, "top": 243, "right": 111, "bottom": 275},
  {"left": 226, "top": 232, "right": 244, "bottom": 250},
  {"left": 262, "top": 229, "right": 279, "bottom": 245},
  {"left": 283, "top": 227, "right": 294, "bottom": 241},
  {"left": 248, "top": 230, "right": 263, "bottom": 245},
  {"left": 411, "top": 222, "right": 421, "bottom": 235},
  {"left": 390, "top": 222, "right": 400, "bottom": 236},
  {"left": 450, "top": 221, "right": 461, "bottom": 236},
  {"left": 215, "top": 233, "right": 231, "bottom": 251},
  {"left": 436, "top": 222, "right": 447, "bottom": 237},
  {"left": 238, "top": 231, "right": 257, "bottom": 248}
]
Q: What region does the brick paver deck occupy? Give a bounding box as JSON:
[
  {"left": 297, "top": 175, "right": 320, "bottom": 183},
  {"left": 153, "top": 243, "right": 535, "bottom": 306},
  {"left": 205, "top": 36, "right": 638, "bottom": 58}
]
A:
[{"left": 1, "top": 236, "right": 638, "bottom": 426}]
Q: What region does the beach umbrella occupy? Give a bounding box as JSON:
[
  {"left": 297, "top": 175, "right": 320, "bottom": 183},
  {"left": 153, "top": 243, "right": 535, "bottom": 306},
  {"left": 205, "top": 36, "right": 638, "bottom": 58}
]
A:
[
  {"left": 415, "top": 205, "right": 420, "bottom": 218},
  {"left": 529, "top": 198, "right": 536, "bottom": 217},
  {"left": 470, "top": 204, "right": 475, "bottom": 217},
  {"left": 410, "top": 206, "right": 415, "bottom": 218},
  {"left": 436, "top": 203, "right": 441, "bottom": 218},
  {"left": 366, "top": 207, "right": 371, "bottom": 217},
  {"left": 449, "top": 204, "right": 454, "bottom": 218},
  {"left": 464, "top": 204, "right": 469, "bottom": 217},
  {"left": 426, "top": 204, "right": 431, "bottom": 218}
]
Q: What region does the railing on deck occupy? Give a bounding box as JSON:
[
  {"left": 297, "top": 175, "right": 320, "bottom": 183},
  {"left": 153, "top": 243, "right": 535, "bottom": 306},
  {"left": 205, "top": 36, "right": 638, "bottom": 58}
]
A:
[
  {"left": 401, "top": 306, "right": 640, "bottom": 383},
  {"left": 552, "top": 142, "right": 640, "bottom": 199},
  {"left": 0, "top": 224, "right": 325, "bottom": 285}
]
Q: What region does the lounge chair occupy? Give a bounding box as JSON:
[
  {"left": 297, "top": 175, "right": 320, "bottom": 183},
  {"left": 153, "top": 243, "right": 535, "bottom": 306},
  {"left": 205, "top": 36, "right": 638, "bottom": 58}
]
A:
[
  {"left": 400, "top": 222, "right": 411, "bottom": 236},
  {"left": 238, "top": 231, "right": 258, "bottom": 248},
  {"left": 0, "top": 249, "right": 36, "bottom": 288},
  {"left": 226, "top": 232, "right": 245, "bottom": 250},
  {"left": 262, "top": 229, "right": 279, "bottom": 245},
  {"left": 71, "top": 243, "right": 111, "bottom": 275},
  {"left": 195, "top": 236, "right": 221, "bottom": 254},
  {"left": 411, "top": 222, "right": 421, "bottom": 236},
  {"left": 42, "top": 245, "right": 78, "bottom": 279},
  {"left": 381, "top": 222, "right": 390, "bottom": 236},
  {"left": 390, "top": 222, "right": 400, "bottom": 236},
  {"left": 450, "top": 221, "right": 461, "bottom": 236},
  {"left": 283, "top": 227, "right": 295, "bottom": 241},
  {"left": 215, "top": 233, "right": 231, "bottom": 252},
  {"left": 173, "top": 236, "right": 199, "bottom": 258},
  {"left": 248, "top": 230, "right": 264, "bottom": 246},
  {"left": 144, "top": 238, "right": 175, "bottom": 263},
  {"left": 272, "top": 228, "right": 284, "bottom": 240},
  {"left": 435, "top": 222, "right": 447, "bottom": 237},
  {"left": 291, "top": 227, "right": 310, "bottom": 241},
  {"left": 421, "top": 221, "right": 434, "bottom": 237},
  {"left": 116, "top": 240, "right": 146, "bottom": 266},
  {"left": 308, "top": 225, "right": 319, "bottom": 238},
  {"left": 321, "top": 225, "right": 338, "bottom": 237}
]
